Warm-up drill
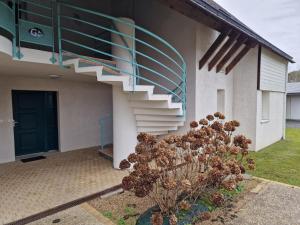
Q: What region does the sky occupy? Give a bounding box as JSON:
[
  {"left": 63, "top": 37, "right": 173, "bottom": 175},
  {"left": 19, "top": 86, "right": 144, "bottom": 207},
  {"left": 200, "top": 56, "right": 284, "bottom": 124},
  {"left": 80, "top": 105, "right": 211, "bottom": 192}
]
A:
[{"left": 214, "top": 0, "right": 300, "bottom": 72}]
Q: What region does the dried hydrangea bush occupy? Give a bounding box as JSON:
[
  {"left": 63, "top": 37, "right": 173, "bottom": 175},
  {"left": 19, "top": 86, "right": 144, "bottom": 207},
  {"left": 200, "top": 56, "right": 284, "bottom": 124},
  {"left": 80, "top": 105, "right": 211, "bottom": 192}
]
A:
[{"left": 119, "top": 113, "right": 255, "bottom": 225}]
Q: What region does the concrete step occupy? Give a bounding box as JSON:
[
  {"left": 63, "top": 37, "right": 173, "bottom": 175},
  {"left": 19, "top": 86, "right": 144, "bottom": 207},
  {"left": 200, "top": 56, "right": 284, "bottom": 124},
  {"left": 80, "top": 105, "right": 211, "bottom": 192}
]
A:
[
  {"left": 136, "top": 115, "right": 185, "bottom": 122},
  {"left": 137, "top": 121, "right": 184, "bottom": 127},
  {"left": 146, "top": 131, "right": 169, "bottom": 135},
  {"left": 130, "top": 100, "right": 182, "bottom": 109},
  {"left": 137, "top": 126, "right": 178, "bottom": 133},
  {"left": 133, "top": 108, "right": 183, "bottom": 116},
  {"left": 128, "top": 92, "right": 171, "bottom": 102},
  {"left": 63, "top": 57, "right": 185, "bottom": 134}
]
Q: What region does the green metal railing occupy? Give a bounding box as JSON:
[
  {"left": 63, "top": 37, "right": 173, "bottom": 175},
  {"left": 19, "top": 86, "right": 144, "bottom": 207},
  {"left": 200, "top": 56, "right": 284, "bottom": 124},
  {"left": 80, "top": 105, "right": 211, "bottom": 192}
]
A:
[
  {"left": 0, "top": 1, "right": 187, "bottom": 115},
  {"left": 16, "top": 0, "right": 56, "bottom": 62},
  {"left": 58, "top": 3, "right": 186, "bottom": 114}
]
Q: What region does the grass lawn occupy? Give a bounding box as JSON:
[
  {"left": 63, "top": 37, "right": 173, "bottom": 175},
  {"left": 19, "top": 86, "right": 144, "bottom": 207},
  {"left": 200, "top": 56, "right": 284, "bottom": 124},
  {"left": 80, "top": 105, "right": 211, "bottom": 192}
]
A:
[{"left": 249, "top": 128, "right": 300, "bottom": 187}]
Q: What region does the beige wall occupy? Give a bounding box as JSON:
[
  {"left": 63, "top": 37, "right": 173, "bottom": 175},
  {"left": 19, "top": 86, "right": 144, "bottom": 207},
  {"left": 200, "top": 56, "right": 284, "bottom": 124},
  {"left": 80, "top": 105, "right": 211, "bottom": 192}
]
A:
[
  {"left": 195, "top": 23, "right": 234, "bottom": 121},
  {"left": 232, "top": 47, "right": 259, "bottom": 149},
  {"left": 256, "top": 91, "right": 285, "bottom": 149},
  {"left": 0, "top": 75, "right": 112, "bottom": 163},
  {"left": 134, "top": 0, "right": 197, "bottom": 131}
]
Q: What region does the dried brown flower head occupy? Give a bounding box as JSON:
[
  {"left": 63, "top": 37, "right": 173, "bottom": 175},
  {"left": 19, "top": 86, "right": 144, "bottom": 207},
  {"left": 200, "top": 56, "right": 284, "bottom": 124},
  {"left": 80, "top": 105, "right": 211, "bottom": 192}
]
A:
[
  {"left": 137, "top": 132, "right": 147, "bottom": 142},
  {"left": 179, "top": 200, "right": 191, "bottom": 211},
  {"left": 214, "top": 112, "right": 221, "bottom": 118},
  {"left": 151, "top": 212, "right": 163, "bottom": 225},
  {"left": 199, "top": 212, "right": 211, "bottom": 221},
  {"left": 234, "top": 135, "right": 251, "bottom": 149},
  {"left": 119, "top": 159, "right": 131, "bottom": 170},
  {"left": 219, "top": 113, "right": 225, "bottom": 120},
  {"left": 199, "top": 119, "right": 208, "bottom": 125},
  {"left": 248, "top": 163, "right": 255, "bottom": 170},
  {"left": 224, "top": 122, "right": 235, "bottom": 132},
  {"left": 206, "top": 114, "right": 214, "bottom": 121},
  {"left": 181, "top": 179, "right": 192, "bottom": 190},
  {"left": 235, "top": 174, "right": 244, "bottom": 182},
  {"left": 169, "top": 214, "right": 178, "bottom": 225},
  {"left": 231, "top": 120, "right": 240, "bottom": 127},
  {"left": 190, "top": 121, "right": 198, "bottom": 128},
  {"left": 230, "top": 146, "right": 240, "bottom": 155},
  {"left": 211, "top": 192, "right": 225, "bottom": 206},
  {"left": 197, "top": 174, "right": 207, "bottom": 183},
  {"left": 211, "top": 121, "right": 224, "bottom": 132},
  {"left": 198, "top": 154, "right": 206, "bottom": 163},
  {"left": 162, "top": 177, "right": 177, "bottom": 190},
  {"left": 184, "top": 153, "right": 193, "bottom": 163},
  {"left": 122, "top": 175, "right": 136, "bottom": 191},
  {"left": 128, "top": 153, "right": 138, "bottom": 163},
  {"left": 135, "top": 143, "right": 147, "bottom": 154},
  {"left": 222, "top": 179, "right": 236, "bottom": 191}
]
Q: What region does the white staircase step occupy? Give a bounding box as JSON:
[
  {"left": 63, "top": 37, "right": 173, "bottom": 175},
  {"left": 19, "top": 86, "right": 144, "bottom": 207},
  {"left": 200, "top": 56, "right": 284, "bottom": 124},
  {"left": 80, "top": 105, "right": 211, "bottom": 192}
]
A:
[
  {"left": 133, "top": 108, "right": 183, "bottom": 116},
  {"left": 137, "top": 126, "right": 178, "bottom": 133},
  {"left": 123, "top": 85, "right": 154, "bottom": 93},
  {"left": 130, "top": 100, "right": 182, "bottom": 109},
  {"left": 62, "top": 56, "right": 185, "bottom": 134},
  {"left": 136, "top": 115, "right": 185, "bottom": 122},
  {"left": 76, "top": 66, "right": 102, "bottom": 76},
  {"left": 98, "top": 75, "right": 130, "bottom": 86},
  {"left": 63, "top": 58, "right": 80, "bottom": 66},
  {"left": 137, "top": 121, "right": 184, "bottom": 127},
  {"left": 145, "top": 131, "right": 169, "bottom": 135},
  {"left": 128, "top": 93, "right": 171, "bottom": 102}
]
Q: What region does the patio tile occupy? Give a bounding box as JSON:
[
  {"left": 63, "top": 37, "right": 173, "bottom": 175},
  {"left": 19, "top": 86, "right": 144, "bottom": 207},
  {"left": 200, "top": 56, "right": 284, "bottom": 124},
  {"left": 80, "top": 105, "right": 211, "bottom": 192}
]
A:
[
  {"left": 0, "top": 148, "right": 126, "bottom": 225},
  {"left": 28, "top": 204, "right": 104, "bottom": 225}
]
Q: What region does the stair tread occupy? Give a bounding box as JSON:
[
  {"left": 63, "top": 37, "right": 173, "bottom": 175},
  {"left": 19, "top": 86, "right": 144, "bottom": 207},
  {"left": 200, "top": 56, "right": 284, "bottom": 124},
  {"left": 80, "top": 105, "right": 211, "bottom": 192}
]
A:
[
  {"left": 61, "top": 54, "right": 185, "bottom": 133},
  {"left": 136, "top": 115, "right": 185, "bottom": 121}
]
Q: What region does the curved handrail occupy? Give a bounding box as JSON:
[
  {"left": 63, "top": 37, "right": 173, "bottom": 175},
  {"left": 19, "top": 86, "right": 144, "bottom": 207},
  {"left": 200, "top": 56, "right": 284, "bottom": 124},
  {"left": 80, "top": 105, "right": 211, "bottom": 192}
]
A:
[{"left": 57, "top": 2, "right": 186, "bottom": 115}]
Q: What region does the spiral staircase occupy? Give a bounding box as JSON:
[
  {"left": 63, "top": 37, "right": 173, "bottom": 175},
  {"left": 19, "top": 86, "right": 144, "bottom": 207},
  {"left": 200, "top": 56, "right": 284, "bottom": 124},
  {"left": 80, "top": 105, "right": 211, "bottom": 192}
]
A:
[{"left": 0, "top": 0, "right": 187, "bottom": 135}]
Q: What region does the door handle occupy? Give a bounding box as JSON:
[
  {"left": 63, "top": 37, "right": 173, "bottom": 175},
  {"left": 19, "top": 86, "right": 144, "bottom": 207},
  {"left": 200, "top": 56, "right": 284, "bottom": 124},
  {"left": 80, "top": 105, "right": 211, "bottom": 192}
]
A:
[{"left": 12, "top": 120, "right": 19, "bottom": 127}]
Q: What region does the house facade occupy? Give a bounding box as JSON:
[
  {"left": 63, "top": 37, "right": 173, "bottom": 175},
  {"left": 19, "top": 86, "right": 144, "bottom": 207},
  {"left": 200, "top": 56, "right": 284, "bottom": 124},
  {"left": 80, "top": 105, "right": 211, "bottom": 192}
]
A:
[
  {"left": 0, "top": 0, "right": 293, "bottom": 168},
  {"left": 287, "top": 82, "right": 300, "bottom": 121}
]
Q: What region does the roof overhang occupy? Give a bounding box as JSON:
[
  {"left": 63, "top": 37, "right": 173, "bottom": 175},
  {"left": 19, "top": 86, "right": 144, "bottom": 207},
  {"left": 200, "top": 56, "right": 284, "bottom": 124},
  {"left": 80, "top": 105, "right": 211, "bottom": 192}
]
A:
[{"left": 157, "top": 0, "right": 295, "bottom": 63}]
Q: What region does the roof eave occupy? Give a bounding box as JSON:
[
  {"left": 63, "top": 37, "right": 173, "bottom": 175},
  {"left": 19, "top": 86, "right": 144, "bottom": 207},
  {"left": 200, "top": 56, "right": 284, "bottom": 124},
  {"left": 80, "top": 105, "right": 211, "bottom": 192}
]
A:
[{"left": 188, "top": 0, "right": 295, "bottom": 63}]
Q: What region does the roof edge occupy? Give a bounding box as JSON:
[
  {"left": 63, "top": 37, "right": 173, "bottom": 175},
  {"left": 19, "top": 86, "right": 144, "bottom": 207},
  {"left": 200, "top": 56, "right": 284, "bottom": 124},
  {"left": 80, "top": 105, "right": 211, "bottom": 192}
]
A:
[{"left": 189, "top": 0, "right": 295, "bottom": 63}]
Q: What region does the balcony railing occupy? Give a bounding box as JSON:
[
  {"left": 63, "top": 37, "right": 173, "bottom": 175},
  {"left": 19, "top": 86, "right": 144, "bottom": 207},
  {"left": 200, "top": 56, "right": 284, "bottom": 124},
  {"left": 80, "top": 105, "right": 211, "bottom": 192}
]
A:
[{"left": 0, "top": 0, "right": 187, "bottom": 115}]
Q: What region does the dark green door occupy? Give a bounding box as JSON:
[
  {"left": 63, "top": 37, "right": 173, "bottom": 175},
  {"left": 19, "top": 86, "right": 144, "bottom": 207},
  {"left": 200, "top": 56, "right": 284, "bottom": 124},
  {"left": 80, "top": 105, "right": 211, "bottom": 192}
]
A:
[{"left": 12, "top": 90, "right": 58, "bottom": 156}]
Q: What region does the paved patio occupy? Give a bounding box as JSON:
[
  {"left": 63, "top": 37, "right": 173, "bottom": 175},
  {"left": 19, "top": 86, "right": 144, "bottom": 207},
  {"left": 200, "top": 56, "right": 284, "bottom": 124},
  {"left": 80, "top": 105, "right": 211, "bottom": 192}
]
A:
[
  {"left": 28, "top": 203, "right": 110, "bottom": 225},
  {"left": 0, "top": 148, "right": 126, "bottom": 225},
  {"left": 230, "top": 181, "right": 300, "bottom": 225}
]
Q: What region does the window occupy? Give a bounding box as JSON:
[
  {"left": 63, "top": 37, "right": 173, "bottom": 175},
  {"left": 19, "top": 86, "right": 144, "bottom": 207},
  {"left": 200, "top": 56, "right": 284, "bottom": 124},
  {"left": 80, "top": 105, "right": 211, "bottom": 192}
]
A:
[
  {"left": 261, "top": 91, "right": 270, "bottom": 122},
  {"left": 217, "top": 89, "right": 225, "bottom": 113}
]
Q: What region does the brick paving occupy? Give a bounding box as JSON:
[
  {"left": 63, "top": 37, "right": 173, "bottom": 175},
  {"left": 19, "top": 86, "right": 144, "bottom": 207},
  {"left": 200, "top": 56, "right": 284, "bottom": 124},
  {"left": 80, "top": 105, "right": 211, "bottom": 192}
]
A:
[
  {"left": 28, "top": 204, "right": 106, "bottom": 225},
  {"left": 0, "top": 148, "right": 126, "bottom": 225}
]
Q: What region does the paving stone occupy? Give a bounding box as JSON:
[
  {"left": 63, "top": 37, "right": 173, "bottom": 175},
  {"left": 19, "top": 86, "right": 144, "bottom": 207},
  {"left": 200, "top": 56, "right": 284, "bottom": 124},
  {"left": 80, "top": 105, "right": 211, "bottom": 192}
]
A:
[
  {"left": 28, "top": 204, "right": 104, "bottom": 225},
  {"left": 229, "top": 182, "right": 300, "bottom": 225},
  {"left": 0, "top": 148, "right": 126, "bottom": 225}
]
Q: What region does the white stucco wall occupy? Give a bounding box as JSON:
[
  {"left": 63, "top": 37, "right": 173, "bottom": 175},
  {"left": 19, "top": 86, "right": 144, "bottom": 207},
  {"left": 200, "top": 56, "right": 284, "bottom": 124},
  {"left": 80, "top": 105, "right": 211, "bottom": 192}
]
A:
[
  {"left": 254, "top": 47, "right": 288, "bottom": 150},
  {"left": 134, "top": 0, "right": 197, "bottom": 131},
  {"left": 195, "top": 24, "right": 234, "bottom": 121},
  {"left": 232, "top": 47, "right": 258, "bottom": 149},
  {"left": 0, "top": 75, "right": 112, "bottom": 163},
  {"left": 255, "top": 91, "right": 285, "bottom": 149}
]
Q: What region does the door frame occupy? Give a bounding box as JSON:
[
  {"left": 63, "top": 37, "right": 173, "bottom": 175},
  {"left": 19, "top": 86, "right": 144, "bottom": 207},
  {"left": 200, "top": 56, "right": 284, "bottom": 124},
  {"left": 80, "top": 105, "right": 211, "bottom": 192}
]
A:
[{"left": 11, "top": 89, "right": 61, "bottom": 157}]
